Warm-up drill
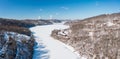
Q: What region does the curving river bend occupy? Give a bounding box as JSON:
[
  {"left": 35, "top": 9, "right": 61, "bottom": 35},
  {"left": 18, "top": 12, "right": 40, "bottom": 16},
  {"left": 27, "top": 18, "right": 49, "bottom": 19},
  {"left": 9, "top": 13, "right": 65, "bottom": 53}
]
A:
[{"left": 30, "top": 22, "right": 81, "bottom": 59}]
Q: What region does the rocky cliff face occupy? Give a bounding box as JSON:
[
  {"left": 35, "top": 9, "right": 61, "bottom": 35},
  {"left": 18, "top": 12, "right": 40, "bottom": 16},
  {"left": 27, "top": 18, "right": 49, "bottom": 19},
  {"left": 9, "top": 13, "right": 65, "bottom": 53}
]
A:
[
  {"left": 0, "top": 31, "right": 34, "bottom": 59},
  {"left": 51, "top": 13, "right": 120, "bottom": 59},
  {"left": 0, "top": 18, "right": 35, "bottom": 59}
]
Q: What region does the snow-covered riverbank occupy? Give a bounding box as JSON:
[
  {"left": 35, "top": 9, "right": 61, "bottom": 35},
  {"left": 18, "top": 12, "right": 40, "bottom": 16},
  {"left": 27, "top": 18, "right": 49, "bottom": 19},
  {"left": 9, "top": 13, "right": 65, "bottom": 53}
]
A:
[{"left": 30, "top": 22, "right": 85, "bottom": 59}]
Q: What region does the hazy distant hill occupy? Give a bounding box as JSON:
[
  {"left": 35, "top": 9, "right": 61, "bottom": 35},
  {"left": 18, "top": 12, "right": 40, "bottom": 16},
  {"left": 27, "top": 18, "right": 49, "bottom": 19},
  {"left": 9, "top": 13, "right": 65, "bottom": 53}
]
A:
[{"left": 21, "top": 19, "right": 62, "bottom": 25}]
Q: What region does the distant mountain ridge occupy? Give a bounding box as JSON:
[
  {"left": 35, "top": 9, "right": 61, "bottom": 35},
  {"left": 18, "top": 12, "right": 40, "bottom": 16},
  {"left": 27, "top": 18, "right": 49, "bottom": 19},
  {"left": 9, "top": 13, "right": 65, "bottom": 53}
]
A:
[{"left": 0, "top": 18, "right": 61, "bottom": 28}]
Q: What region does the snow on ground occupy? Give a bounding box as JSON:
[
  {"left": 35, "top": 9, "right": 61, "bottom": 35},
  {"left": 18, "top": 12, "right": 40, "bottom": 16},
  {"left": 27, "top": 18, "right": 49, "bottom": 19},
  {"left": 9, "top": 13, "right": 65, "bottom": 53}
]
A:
[
  {"left": 107, "top": 21, "right": 115, "bottom": 26},
  {"left": 30, "top": 22, "right": 86, "bottom": 59}
]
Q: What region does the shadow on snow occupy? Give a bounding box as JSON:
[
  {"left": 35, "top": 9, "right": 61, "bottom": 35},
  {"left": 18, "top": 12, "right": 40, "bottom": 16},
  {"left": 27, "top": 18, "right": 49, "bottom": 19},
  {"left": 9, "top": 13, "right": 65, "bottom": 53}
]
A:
[{"left": 32, "top": 41, "right": 49, "bottom": 59}]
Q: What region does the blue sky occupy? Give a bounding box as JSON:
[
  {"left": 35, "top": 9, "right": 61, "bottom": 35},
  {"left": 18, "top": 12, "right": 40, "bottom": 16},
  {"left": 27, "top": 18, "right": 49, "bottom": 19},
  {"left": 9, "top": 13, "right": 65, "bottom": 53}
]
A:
[{"left": 0, "top": 0, "right": 120, "bottom": 20}]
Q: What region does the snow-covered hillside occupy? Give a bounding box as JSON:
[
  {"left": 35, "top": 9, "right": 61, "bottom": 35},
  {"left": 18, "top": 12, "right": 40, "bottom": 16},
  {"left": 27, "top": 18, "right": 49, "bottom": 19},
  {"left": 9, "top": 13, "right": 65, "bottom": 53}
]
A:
[
  {"left": 30, "top": 22, "right": 86, "bottom": 59},
  {"left": 50, "top": 13, "right": 120, "bottom": 59}
]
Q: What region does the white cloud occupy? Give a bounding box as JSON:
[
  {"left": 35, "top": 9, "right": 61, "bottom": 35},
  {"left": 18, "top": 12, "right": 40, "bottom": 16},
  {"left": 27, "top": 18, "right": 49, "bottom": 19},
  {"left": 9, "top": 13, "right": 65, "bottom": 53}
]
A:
[
  {"left": 38, "top": 16, "right": 42, "bottom": 19},
  {"left": 96, "top": 1, "right": 99, "bottom": 6},
  {"left": 49, "top": 15, "right": 53, "bottom": 19},
  {"left": 39, "top": 8, "right": 43, "bottom": 11},
  {"left": 55, "top": 13, "right": 59, "bottom": 15},
  {"left": 61, "top": 6, "right": 69, "bottom": 10}
]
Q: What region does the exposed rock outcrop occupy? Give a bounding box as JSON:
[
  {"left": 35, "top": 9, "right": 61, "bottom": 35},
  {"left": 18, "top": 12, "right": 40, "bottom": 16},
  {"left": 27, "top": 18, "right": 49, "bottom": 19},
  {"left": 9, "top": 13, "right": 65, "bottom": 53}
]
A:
[
  {"left": 0, "top": 18, "right": 35, "bottom": 59},
  {"left": 0, "top": 31, "right": 34, "bottom": 59}
]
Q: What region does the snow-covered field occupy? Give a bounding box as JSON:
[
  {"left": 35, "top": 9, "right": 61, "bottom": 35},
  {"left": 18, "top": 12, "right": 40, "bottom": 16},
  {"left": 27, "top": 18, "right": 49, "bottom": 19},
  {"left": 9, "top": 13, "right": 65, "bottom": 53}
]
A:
[{"left": 30, "top": 22, "right": 86, "bottom": 59}]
